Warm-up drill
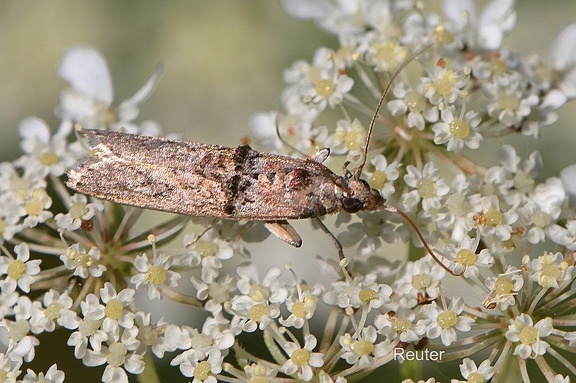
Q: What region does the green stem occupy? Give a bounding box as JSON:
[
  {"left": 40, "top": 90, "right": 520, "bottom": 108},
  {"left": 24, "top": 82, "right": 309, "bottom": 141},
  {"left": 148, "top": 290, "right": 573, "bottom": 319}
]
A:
[
  {"left": 399, "top": 359, "right": 422, "bottom": 381},
  {"left": 407, "top": 233, "right": 426, "bottom": 263},
  {"left": 138, "top": 350, "right": 161, "bottom": 383}
]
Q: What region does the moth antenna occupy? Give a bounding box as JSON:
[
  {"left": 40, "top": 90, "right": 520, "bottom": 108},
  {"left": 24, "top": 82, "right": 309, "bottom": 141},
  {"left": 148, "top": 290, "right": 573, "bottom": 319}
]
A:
[
  {"left": 383, "top": 204, "right": 463, "bottom": 276},
  {"left": 275, "top": 113, "right": 308, "bottom": 158},
  {"left": 354, "top": 41, "right": 435, "bottom": 180}
]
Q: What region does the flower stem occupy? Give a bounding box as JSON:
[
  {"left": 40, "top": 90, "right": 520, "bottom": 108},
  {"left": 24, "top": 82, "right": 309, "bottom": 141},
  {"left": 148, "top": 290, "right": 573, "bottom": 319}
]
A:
[{"left": 138, "top": 351, "right": 160, "bottom": 383}]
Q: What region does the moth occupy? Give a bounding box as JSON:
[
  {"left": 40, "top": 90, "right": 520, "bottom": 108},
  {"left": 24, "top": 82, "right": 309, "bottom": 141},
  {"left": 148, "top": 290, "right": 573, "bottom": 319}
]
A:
[{"left": 66, "top": 43, "right": 460, "bottom": 276}]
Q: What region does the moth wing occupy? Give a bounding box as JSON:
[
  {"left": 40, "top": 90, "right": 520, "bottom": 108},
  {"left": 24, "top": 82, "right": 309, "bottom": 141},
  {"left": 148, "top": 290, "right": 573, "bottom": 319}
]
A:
[
  {"left": 67, "top": 129, "right": 342, "bottom": 220},
  {"left": 67, "top": 130, "right": 236, "bottom": 216}
]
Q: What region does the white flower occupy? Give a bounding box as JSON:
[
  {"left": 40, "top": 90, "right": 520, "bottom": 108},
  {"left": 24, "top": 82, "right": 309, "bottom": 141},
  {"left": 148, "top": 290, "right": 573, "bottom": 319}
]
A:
[
  {"left": 442, "top": 0, "right": 517, "bottom": 51},
  {"left": 560, "top": 163, "right": 576, "bottom": 207},
  {"left": 441, "top": 234, "right": 493, "bottom": 278},
  {"left": 549, "top": 24, "right": 576, "bottom": 99},
  {"left": 337, "top": 211, "right": 394, "bottom": 256},
  {"left": 432, "top": 106, "right": 482, "bottom": 152},
  {"left": 482, "top": 71, "right": 539, "bottom": 128},
  {"left": 281, "top": 334, "right": 324, "bottom": 382},
  {"left": 60, "top": 244, "right": 106, "bottom": 278},
  {"left": 420, "top": 297, "right": 474, "bottom": 346},
  {"left": 0, "top": 203, "right": 22, "bottom": 241},
  {"left": 229, "top": 264, "right": 288, "bottom": 332},
  {"left": 303, "top": 66, "right": 353, "bottom": 110},
  {"left": 82, "top": 331, "right": 144, "bottom": 383},
  {"left": 364, "top": 154, "right": 400, "bottom": 199},
  {"left": 98, "top": 283, "right": 136, "bottom": 335},
  {"left": 183, "top": 231, "right": 234, "bottom": 284},
  {"left": 483, "top": 266, "right": 524, "bottom": 310},
  {"left": 365, "top": 39, "right": 407, "bottom": 72},
  {"left": 402, "top": 162, "right": 450, "bottom": 211},
  {"left": 16, "top": 118, "right": 75, "bottom": 177},
  {"left": 550, "top": 219, "right": 576, "bottom": 250},
  {"left": 339, "top": 326, "right": 380, "bottom": 367},
  {"left": 0, "top": 352, "right": 22, "bottom": 382},
  {"left": 394, "top": 257, "right": 446, "bottom": 302},
  {"left": 17, "top": 189, "right": 53, "bottom": 228},
  {"left": 29, "top": 289, "right": 79, "bottom": 332},
  {"left": 172, "top": 357, "right": 221, "bottom": 382},
  {"left": 552, "top": 374, "right": 571, "bottom": 383},
  {"left": 280, "top": 285, "right": 321, "bottom": 329},
  {"left": 0, "top": 243, "right": 41, "bottom": 294},
  {"left": 55, "top": 194, "right": 103, "bottom": 231},
  {"left": 190, "top": 274, "right": 236, "bottom": 316},
  {"left": 67, "top": 314, "right": 106, "bottom": 359},
  {"left": 437, "top": 174, "right": 476, "bottom": 240},
  {"left": 505, "top": 314, "right": 552, "bottom": 359},
  {"left": 280, "top": 0, "right": 397, "bottom": 39},
  {"left": 243, "top": 363, "right": 278, "bottom": 382},
  {"left": 322, "top": 273, "right": 391, "bottom": 310},
  {"left": 496, "top": 145, "right": 542, "bottom": 207},
  {"left": 528, "top": 252, "right": 573, "bottom": 289},
  {"left": 281, "top": 47, "right": 353, "bottom": 117},
  {"left": 376, "top": 307, "right": 427, "bottom": 344},
  {"left": 133, "top": 312, "right": 170, "bottom": 358},
  {"left": 249, "top": 111, "right": 315, "bottom": 153},
  {"left": 80, "top": 283, "right": 135, "bottom": 338},
  {"left": 329, "top": 119, "right": 367, "bottom": 160},
  {"left": 1, "top": 318, "right": 39, "bottom": 363},
  {"left": 387, "top": 82, "right": 439, "bottom": 131},
  {"left": 419, "top": 65, "right": 468, "bottom": 105},
  {"left": 130, "top": 253, "right": 181, "bottom": 300},
  {"left": 56, "top": 45, "right": 162, "bottom": 132},
  {"left": 20, "top": 364, "right": 65, "bottom": 383},
  {"left": 468, "top": 195, "right": 518, "bottom": 241},
  {"left": 453, "top": 358, "right": 494, "bottom": 383},
  {"left": 168, "top": 318, "right": 234, "bottom": 377}
]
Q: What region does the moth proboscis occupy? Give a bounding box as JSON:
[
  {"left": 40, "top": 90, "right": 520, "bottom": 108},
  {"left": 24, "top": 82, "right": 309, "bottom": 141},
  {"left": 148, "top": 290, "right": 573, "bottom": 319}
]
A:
[{"left": 67, "top": 42, "right": 462, "bottom": 276}]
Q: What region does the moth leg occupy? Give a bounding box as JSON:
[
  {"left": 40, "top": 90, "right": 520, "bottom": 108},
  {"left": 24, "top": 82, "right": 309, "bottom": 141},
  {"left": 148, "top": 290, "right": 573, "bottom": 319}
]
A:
[
  {"left": 264, "top": 220, "right": 302, "bottom": 247},
  {"left": 313, "top": 217, "right": 353, "bottom": 278},
  {"left": 313, "top": 217, "right": 345, "bottom": 262},
  {"left": 184, "top": 218, "right": 218, "bottom": 247},
  {"left": 307, "top": 148, "right": 330, "bottom": 163},
  {"left": 232, "top": 221, "right": 255, "bottom": 242}
]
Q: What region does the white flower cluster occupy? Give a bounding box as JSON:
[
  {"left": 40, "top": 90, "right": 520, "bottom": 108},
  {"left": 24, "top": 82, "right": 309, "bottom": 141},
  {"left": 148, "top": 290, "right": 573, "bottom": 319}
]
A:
[{"left": 1, "top": 1, "right": 576, "bottom": 383}]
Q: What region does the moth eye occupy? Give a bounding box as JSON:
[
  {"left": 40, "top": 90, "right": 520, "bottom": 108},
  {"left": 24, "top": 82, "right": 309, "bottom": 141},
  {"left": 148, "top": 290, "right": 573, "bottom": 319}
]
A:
[{"left": 342, "top": 197, "right": 363, "bottom": 213}]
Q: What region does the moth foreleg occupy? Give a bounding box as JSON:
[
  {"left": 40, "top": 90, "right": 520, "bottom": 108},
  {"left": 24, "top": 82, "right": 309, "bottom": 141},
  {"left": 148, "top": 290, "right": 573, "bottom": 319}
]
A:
[
  {"left": 184, "top": 218, "right": 218, "bottom": 247},
  {"left": 264, "top": 220, "right": 302, "bottom": 247}
]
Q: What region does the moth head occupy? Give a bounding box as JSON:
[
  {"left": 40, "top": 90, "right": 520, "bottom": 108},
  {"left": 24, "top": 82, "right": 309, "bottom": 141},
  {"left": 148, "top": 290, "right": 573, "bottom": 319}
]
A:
[{"left": 341, "top": 178, "right": 386, "bottom": 213}]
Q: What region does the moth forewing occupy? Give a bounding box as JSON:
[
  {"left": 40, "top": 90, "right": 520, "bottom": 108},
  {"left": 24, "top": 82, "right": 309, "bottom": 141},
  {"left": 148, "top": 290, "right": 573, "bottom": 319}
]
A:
[{"left": 67, "top": 129, "right": 375, "bottom": 248}]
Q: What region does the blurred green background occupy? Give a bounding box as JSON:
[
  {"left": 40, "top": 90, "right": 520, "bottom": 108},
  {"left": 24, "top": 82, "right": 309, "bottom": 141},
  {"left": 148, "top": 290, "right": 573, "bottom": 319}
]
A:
[{"left": 0, "top": 1, "right": 575, "bottom": 382}]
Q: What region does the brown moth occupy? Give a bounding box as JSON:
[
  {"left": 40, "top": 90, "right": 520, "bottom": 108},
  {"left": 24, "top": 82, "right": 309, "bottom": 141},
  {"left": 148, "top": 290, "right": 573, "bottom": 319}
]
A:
[
  {"left": 66, "top": 42, "right": 460, "bottom": 275},
  {"left": 66, "top": 130, "right": 383, "bottom": 248}
]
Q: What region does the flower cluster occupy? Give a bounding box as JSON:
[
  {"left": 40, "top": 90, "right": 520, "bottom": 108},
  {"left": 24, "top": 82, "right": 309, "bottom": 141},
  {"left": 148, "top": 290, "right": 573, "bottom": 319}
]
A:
[{"left": 1, "top": 1, "right": 576, "bottom": 382}]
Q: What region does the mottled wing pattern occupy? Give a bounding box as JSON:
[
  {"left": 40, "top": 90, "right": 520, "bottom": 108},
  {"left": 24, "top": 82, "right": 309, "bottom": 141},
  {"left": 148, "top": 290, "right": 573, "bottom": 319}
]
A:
[{"left": 67, "top": 130, "right": 342, "bottom": 220}]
